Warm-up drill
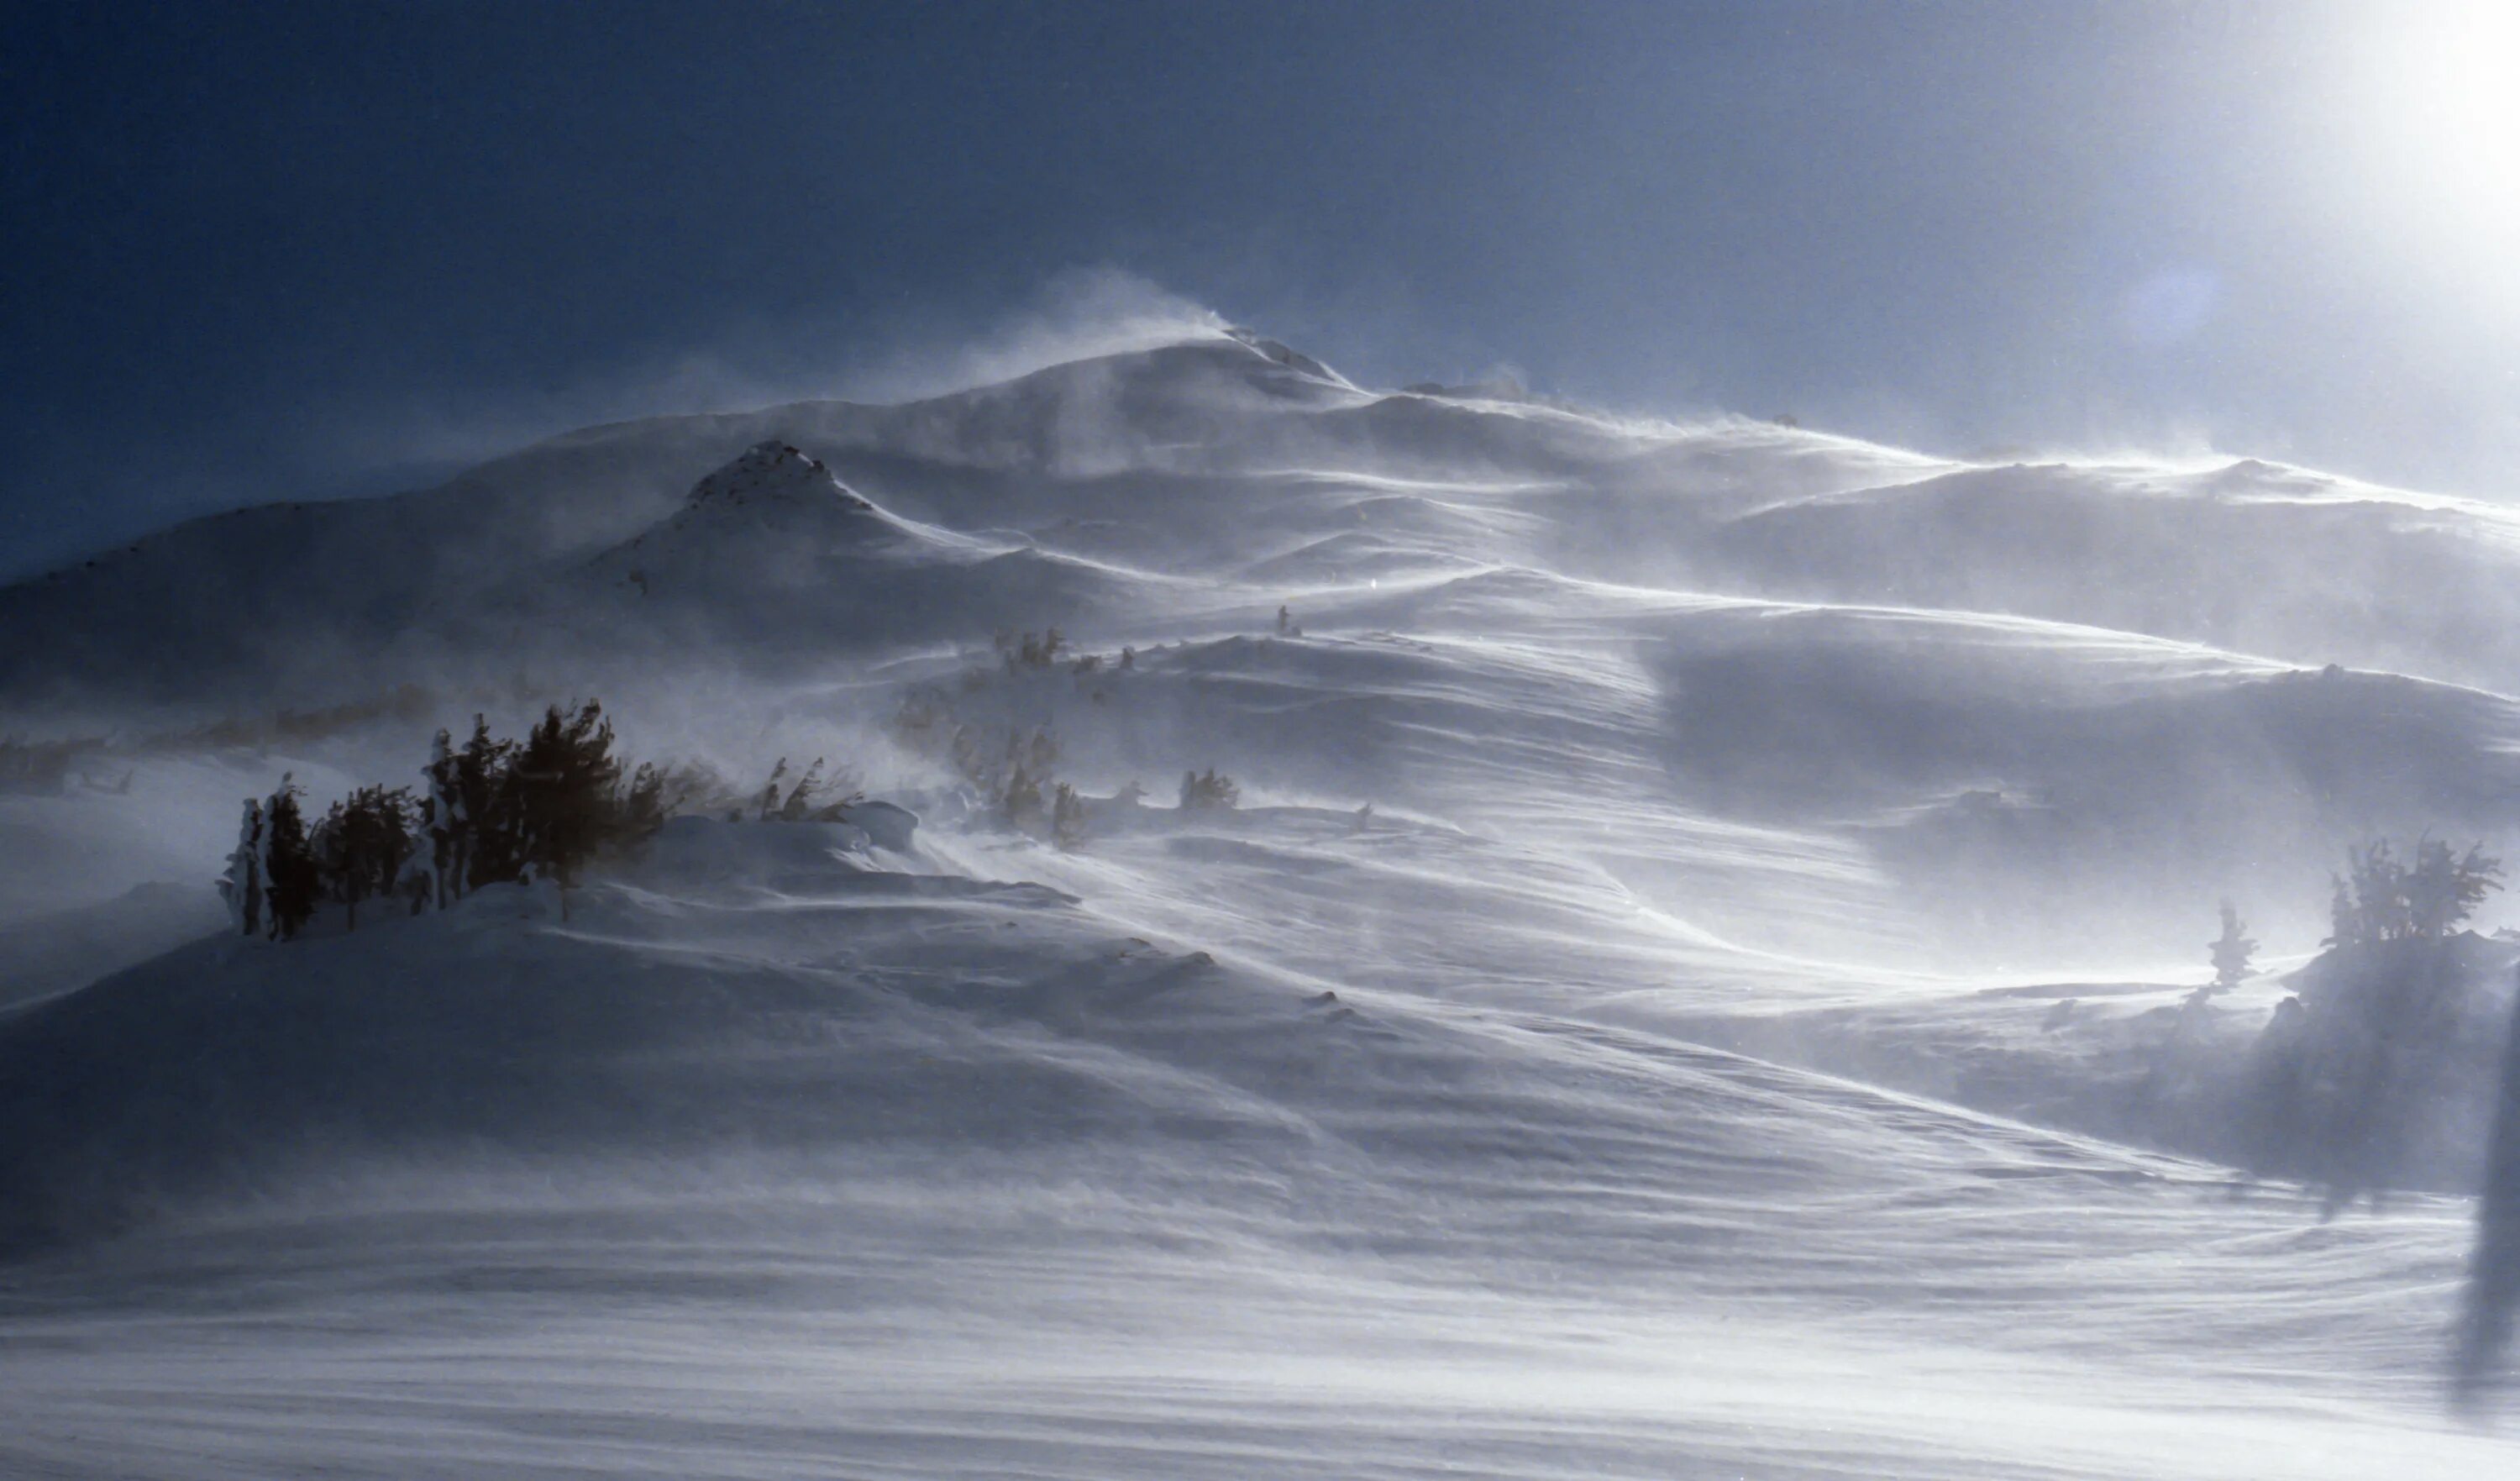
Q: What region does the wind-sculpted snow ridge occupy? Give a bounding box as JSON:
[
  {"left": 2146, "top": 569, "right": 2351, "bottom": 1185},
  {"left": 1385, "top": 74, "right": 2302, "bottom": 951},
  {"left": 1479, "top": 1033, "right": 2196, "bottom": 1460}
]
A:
[
  {"left": 7, "top": 325, "right": 2520, "bottom": 1469},
  {"left": 10, "top": 327, "right": 2520, "bottom": 704}
]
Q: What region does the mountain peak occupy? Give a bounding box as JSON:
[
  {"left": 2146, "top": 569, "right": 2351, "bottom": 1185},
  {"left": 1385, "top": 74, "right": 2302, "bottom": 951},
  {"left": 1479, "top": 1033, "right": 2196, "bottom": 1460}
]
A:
[
  {"left": 1222, "top": 326, "right": 1345, "bottom": 386},
  {"left": 685, "top": 441, "right": 874, "bottom": 513}
]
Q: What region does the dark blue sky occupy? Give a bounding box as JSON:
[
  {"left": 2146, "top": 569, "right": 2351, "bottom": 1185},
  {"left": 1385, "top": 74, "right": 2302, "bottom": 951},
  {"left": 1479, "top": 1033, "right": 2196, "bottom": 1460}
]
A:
[{"left": 5, "top": 1, "right": 2512, "bottom": 575}]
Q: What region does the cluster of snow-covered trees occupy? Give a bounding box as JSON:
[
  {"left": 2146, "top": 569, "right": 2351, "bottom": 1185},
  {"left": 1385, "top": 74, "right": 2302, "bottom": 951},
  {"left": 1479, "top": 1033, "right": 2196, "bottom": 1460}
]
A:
[
  {"left": 221, "top": 701, "right": 674, "bottom": 939},
  {"left": 2322, "top": 837, "right": 2505, "bottom": 948},
  {"left": 747, "top": 755, "right": 861, "bottom": 822},
  {"left": 896, "top": 629, "right": 1248, "bottom": 852},
  {"left": 2217, "top": 836, "right": 2512, "bottom": 1205},
  {"left": 1179, "top": 768, "right": 1240, "bottom": 811}
]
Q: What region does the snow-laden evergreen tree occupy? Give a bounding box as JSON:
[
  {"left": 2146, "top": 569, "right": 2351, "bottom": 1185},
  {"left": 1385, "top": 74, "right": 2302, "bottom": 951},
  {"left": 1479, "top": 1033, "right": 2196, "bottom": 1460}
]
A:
[{"left": 222, "top": 796, "right": 265, "bottom": 937}]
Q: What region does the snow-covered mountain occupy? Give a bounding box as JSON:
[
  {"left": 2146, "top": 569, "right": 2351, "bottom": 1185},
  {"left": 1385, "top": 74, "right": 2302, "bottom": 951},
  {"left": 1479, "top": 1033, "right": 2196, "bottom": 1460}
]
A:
[{"left": 6, "top": 325, "right": 2520, "bottom": 1475}]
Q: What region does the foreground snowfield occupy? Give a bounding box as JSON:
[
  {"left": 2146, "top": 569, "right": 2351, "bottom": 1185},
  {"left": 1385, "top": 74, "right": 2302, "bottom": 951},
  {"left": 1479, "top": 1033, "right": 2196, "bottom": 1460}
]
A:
[{"left": 5, "top": 328, "right": 2520, "bottom": 1475}]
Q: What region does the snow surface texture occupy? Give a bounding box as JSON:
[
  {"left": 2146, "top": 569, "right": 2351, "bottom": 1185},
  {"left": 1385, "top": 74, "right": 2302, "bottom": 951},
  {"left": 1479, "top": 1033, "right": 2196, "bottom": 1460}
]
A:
[{"left": 5, "top": 327, "right": 2520, "bottom": 1475}]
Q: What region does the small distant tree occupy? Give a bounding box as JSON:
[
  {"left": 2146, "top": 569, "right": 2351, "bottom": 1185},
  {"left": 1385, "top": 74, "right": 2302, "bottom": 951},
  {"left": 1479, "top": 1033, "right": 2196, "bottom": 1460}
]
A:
[
  {"left": 1179, "top": 768, "right": 1240, "bottom": 812},
  {"left": 1119, "top": 646, "right": 1136, "bottom": 670},
  {"left": 2353, "top": 841, "right": 2411, "bottom": 943},
  {"left": 2323, "top": 874, "right": 2357, "bottom": 950},
  {"left": 419, "top": 728, "right": 459, "bottom": 911},
  {"left": 2408, "top": 837, "right": 2504, "bottom": 938},
  {"left": 222, "top": 797, "right": 265, "bottom": 937},
  {"left": 454, "top": 715, "right": 521, "bottom": 892},
  {"left": 512, "top": 701, "right": 626, "bottom": 905},
  {"left": 1004, "top": 764, "right": 1045, "bottom": 830},
  {"left": 1052, "top": 782, "right": 1085, "bottom": 849},
  {"left": 1024, "top": 726, "right": 1058, "bottom": 777},
  {"left": 2323, "top": 837, "right": 2503, "bottom": 948},
  {"left": 776, "top": 758, "right": 827, "bottom": 821},
  {"left": 618, "top": 762, "right": 671, "bottom": 839},
  {"left": 313, "top": 784, "right": 416, "bottom": 931},
  {"left": 756, "top": 757, "right": 790, "bottom": 821},
  {"left": 2207, "top": 900, "right": 2257, "bottom": 997},
  {"left": 261, "top": 775, "right": 320, "bottom": 941},
  {"left": 1005, "top": 628, "right": 1066, "bottom": 670}
]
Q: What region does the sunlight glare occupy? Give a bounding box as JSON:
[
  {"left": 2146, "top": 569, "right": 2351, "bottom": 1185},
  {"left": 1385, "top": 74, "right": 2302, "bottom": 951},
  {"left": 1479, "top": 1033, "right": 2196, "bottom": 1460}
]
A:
[{"left": 2370, "top": 2, "right": 2520, "bottom": 242}]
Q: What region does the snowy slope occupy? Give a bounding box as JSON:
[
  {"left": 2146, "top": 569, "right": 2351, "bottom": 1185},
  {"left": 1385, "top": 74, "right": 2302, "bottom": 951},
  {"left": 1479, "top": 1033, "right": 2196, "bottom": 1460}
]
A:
[
  {"left": 6, "top": 325, "right": 2520, "bottom": 1474},
  {"left": 3, "top": 821, "right": 2510, "bottom": 1478}
]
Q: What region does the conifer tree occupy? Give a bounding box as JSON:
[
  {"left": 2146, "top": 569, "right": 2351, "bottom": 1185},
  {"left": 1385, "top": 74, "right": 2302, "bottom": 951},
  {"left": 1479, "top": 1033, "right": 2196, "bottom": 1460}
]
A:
[
  {"left": 2324, "top": 874, "right": 2358, "bottom": 948},
  {"left": 314, "top": 785, "right": 417, "bottom": 931},
  {"left": 1052, "top": 782, "right": 1085, "bottom": 849},
  {"left": 223, "top": 797, "right": 265, "bottom": 937},
  {"left": 778, "top": 758, "right": 826, "bottom": 821},
  {"left": 512, "top": 700, "right": 624, "bottom": 897},
  {"left": 619, "top": 762, "right": 671, "bottom": 841},
  {"left": 420, "top": 727, "right": 461, "bottom": 909},
  {"left": 455, "top": 715, "right": 521, "bottom": 891},
  {"left": 1004, "top": 764, "right": 1044, "bottom": 829},
  {"left": 756, "top": 757, "right": 789, "bottom": 821},
  {"left": 1180, "top": 768, "right": 1240, "bottom": 811},
  {"left": 261, "top": 775, "right": 319, "bottom": 941},
  {"left": 2208, "top": 900, "right": 2257, "bottom": 997},
  {"left": 315, "top": 796, "right": 354, "bottom": 925},
  {"left": 2407, "top": 837, "right": 2504, "bottom": 938}
]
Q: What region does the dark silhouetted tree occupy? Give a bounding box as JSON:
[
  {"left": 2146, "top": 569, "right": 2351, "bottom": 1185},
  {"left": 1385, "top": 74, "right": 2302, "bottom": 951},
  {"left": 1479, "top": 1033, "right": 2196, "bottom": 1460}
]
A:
[
  {"left": 419, "top": 728, "right": 459, "bottom": 910},
  {"left": 1052, "top": 782, "right": 1085, "bottom": 849},
  {"left": 1180, "top": 768, "right": 1240, "bottom": 811},
  {"left": 777, "top": 758, "right": 827, "bottom": 821},
  {"left": 261, "top": 775, "right": 320, "bottom": 941},
  {"left": 455, "top": 715, "right": 522, "bottom": 892},
  {"left": 756, "top": 757, "right": 789, "bottom": 821},
  {"left": 314, "top": 785, "right": 416, "bottom": 931},
  {"left": 619, "top": 762, "right": 671, "bottom": 840},
  {"left": 512, "top": 701, "right": 624, "bottom": 902}
]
